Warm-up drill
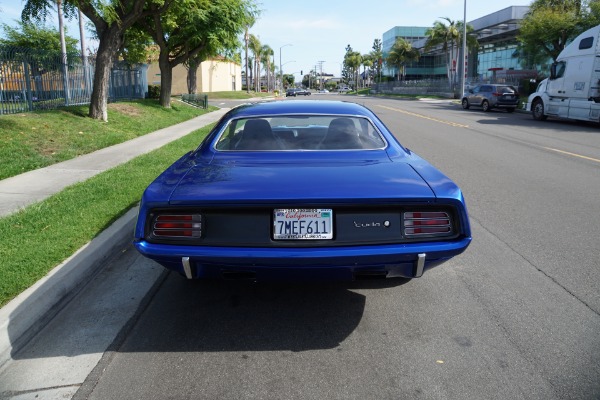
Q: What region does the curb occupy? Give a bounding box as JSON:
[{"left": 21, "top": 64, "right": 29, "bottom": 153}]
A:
[
  {"left": 0, "top": 107, "right": 230, "bottom": 370},
  {"left": 0, "top": 207, "right": 139, "bottom": 369}
]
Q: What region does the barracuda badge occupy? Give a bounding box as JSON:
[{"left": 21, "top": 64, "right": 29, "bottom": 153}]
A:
[{"left": 354, "top": 220, "right": 390, "bottom": 228}]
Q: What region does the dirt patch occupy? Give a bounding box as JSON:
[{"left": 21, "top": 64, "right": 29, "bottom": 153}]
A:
[{"left": 109, "top": 103, "right": 143, "bottom": 117}]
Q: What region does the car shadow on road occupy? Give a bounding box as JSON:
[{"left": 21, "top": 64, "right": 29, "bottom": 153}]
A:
[{"left": 115, "top": 273, "right": 409, "bottom": 354}]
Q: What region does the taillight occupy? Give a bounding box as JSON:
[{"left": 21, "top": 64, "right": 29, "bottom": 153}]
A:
[
  {"left": 492, "top": 92, "right": 502, "bottom": 97},
  {"left": 403, "top": 211, "right": 452, "bottom": 237},
  {"left": 152, "top": 214, "right": 202, "bottom": 238}
]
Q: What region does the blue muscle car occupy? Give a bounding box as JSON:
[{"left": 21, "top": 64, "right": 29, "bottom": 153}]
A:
[{"left": 133, "top": 100, "right": 471, "bottom": 281}]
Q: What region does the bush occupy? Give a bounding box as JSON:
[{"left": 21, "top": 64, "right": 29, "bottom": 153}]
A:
[{"left": 147, "top": 85, "right": 161, "bottom": 99}]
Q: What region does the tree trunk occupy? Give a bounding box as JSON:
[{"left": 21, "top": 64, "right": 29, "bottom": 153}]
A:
[
  {"left": 255, "top": 59, "right": 260, "bottom": 92},
  {"left": 445, "top": 50, "right": 452, "bottom": 89},
  {"left": 57, "top": 0, "right": 70, "bottom": 106},
  {"left": 88, "top": 25, "right": 122, "bottom": 121},
  {"left": 158, "top": 51, "right": 173, "bottom": 108},
  {"left": 265, "top": 60, "right": 270, "bottom": 92},
  {"left": 245, "top": 30, "right": 249, "bottom": 93},
  {"left": 187, "top": 58, "right": 198, "bottom": 94}
]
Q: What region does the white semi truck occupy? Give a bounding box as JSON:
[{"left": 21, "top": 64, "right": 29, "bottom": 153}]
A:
[{"left": 527, "top": 24, "right": 600, "bottom": 122}]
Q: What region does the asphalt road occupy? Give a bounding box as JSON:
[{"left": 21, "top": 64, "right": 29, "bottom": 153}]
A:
[{"left": 4, "top": 95, "right": 600, "bottom": 399}]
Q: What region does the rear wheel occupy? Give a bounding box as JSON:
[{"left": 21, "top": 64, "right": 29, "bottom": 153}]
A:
[
  {"left": 461, "top": 98, "right": 470, "bottom": 109},
  {"left": 532, "top": 99, "right": 548, "bottom": 121},
  {"left": 482, "top": 100, "right": 490, "bottom": 112}
]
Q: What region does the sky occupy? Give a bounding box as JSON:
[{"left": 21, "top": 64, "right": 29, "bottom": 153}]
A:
[{"left": 0, "top": 0, "right": 532, "bottom": 79}]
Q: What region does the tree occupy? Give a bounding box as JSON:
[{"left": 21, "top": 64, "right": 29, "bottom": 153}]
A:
[
  {"left": 342, "top": 44, "right": 353, "bottom": 84},
  {"left": 137, "top": 0, "right": 257, "bottom": 107},
  {"left": 247, "top": 34, "right": 261, "bottom": 92},
  {"left": 0, "top": 20, "right": 80, "bottom": 97},
  {"left": 22, "top": 0, "right": 160, "bottom": 121},
  {"left": 246, "top": 56, "right": 254, "bottom": 90},
  {"left": 518, "top": 0, "right": 600, "bottom": 62},
  {"left": 184, "top": 52, "right": 205, "bottom": 94},
  {"left": 425, "top": 17, "right": 460, "bottom": 88},
  {"left": 361, "top": 54, "right": 374, "bottom": 86},
  {"left": 0, "top": 21, "right": 79, "bottom": 58},
  {"left": 456, "top": 20, "right": 479, "bottom": 81},
  {"left": 344, "top": 47, "right": 361, "bottom": 89},
  {"left": 243, "top": 12, "right": 256, "bottom": 93},
  {"left": 370, "top": 39, "right": 383, "bottom": 83},
  {"left": 282, "top": 73, "right": 294, "bottom": 88},
  {"left": 261, "top": 44, "right": 273, "bottom": 92},
  {"left": 386, "top": 38, "right": 420, "bottom": 81}
]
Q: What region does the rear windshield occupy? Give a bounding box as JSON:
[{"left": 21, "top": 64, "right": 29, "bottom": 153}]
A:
[
  {"left": 214, "top": 115, "right": 387, "bottom": 151},
  {"left": 498, "top": 86, "right": 516, "bottom": 94}
]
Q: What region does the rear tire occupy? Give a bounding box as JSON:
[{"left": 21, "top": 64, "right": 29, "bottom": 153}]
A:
[
  {"left": 461, "top": 98, "right": 470, "bottom": 109},
  {"left": 482, "top": 100, "right": 490, "bottom": 112},
  {"left": 506, "top": 107, "right": 515, "bottom": 113},
  {"left": 532, "top": 99, "right": 548, "bottom": 121}
]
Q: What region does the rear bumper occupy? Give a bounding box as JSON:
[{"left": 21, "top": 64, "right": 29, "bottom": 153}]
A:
[
  {"left": 134, "top": 238, "right": 471, "bottom": 281},
  {"left": 494, "top": 102, "right": 519, "bottom": 108}
]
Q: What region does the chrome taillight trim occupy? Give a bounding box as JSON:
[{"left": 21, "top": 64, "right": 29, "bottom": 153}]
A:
[
  {"left": 151, "top": 214, "right": 202, "bottom": 238},
  {"left": 403, "top": 211, "right": 452, "bottom": 237}
]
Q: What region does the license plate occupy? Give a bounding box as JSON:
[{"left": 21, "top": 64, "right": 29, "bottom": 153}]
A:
[{"left": 273, "top": 209, "right": 333, "bottom": 240}]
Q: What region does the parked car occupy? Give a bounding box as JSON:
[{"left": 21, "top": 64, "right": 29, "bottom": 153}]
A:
[
  {"left": 461, "top": 84, "right": 519, "bottom": 112},
  {"left": 133, "top": 100, "right": 471, "bottom": 282},
  {"left": 338, "top": 87, "right": 351, "bottom": 93},
  {"left": 286, "top": 88, "right": 311, "bottom": 97},
  {"left": 285, "top": 88, "right": 298, "bottom": 97},
  {"left": 318, "top": 89, "right": 329, "bottom": 93}
]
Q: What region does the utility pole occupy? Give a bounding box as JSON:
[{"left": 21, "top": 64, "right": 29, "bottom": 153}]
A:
[{"left": 317, "top": 61, "right": 325, "bottom": 90}]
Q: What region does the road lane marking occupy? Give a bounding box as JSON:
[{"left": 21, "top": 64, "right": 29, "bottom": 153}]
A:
[
  {"left": 542, "top": 147, "right": 600, "bottom": 164},
  {"left": 376, "top": 104, "right": 470, "bottom": 128},
  {"left": 375, "top": 104, "right": 600, "bottom": 164}
]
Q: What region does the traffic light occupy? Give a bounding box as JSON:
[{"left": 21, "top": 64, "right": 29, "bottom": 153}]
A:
[{"left": 301, "top": 70, "right": 303, "bottom": 75}]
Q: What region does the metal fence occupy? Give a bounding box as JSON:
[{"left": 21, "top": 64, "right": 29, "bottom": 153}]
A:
[
  {"left": 372, "top": 79, "right": 455, "bottom": 97},
  {"left": 371, "top": 76, "right": 528, "bottom": 98},
  {"left": 0, "top": 46, "right": 148, "bottom": 115}
]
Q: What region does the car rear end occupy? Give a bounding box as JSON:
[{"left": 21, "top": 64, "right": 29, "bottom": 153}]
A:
[
  {"left": 491, "top": 85, "right": 520, "bottom": 110},
  {"left": 134, "top": 155, "right": 471, "bottom": 281}
]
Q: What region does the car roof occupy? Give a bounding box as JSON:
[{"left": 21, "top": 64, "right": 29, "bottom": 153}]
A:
[{"left": 227, "top": 100, "right": 375, "bottom": 119}]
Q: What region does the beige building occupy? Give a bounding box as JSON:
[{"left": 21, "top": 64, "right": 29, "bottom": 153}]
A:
[{"left": 147, "top": 58, "right": 242, "bottom": 94}]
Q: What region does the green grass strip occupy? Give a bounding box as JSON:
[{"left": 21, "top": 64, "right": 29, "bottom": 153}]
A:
[
  {"left": 0, "top": 124, "right": 212, "bottom": 307},
  {"left": 0, "top": 99, "right": 214, "bottom": 180}
]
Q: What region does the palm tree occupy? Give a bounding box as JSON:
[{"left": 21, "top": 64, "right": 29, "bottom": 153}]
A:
[
  {"left": 344, "top": 51, "right": 362, "bottom": 89},
  {"left": 362, "top": 54, "right": 374, "bottom": 87},
  {"left": 425, "top": 17, "right": 460, "bottom": 88},
  {"left": 386, "top": 38, "right": 420, "bottom": 81},
  {"left": 248, "top": 34, "right": 261, "bottom": 91},
  {"left": 371, "top": 39, "right": 383, "bottom": 83},
  {"left": 244, "top": 15, "right": 256, "bottom": 93},
  {"left": 261, "top": 44, "right": 274, "bottom": 92},
  {"left": 246, "top": 56, "right": 254, "bottom": 90},
  {"left": 456, "top": 20, "right": 479, "bottom": 83},
  {"left": 248, "top": 34, "right": 261, "bottom": 92}
]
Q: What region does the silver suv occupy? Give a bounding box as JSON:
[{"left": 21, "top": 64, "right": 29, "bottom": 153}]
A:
[{"left": 461, "top": 84, "right": 519, "bottom": 112}]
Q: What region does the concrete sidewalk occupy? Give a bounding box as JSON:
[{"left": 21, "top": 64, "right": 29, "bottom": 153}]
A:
[
  {"left": 0, "top": 107, "right": 229, "bottom": 217},
  {"left": 0, "top": 107, "right": 229, "bottom": 371}
]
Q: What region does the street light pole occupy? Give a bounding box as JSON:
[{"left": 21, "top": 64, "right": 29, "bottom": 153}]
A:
[
  {"left": 279, "top": 44, "right": 292, "bottom": 94},
  {"left": 461, "top": 0, "right": 467, "bottom": 98}
]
